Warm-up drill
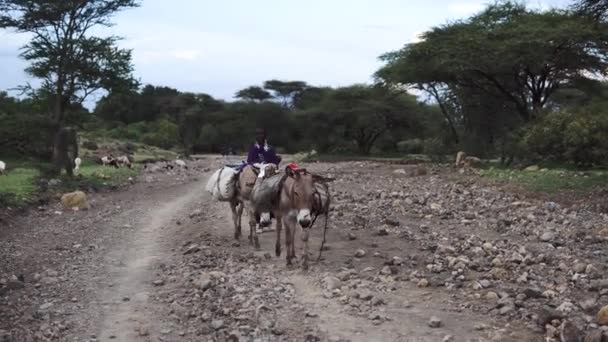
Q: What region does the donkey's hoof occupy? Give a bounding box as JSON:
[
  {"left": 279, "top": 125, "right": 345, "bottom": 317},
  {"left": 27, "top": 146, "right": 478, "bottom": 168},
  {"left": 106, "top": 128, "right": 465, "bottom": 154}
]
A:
[
  {"left": 254, "top": 239, "right": 261, "bottom": 250},
  {"left": 275, "top": 246, "right": 282, "bottom": 257}
]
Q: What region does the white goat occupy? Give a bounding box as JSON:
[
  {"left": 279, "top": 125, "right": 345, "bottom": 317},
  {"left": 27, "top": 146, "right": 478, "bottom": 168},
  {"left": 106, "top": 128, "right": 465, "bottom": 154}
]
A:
[
  {"left": 116, "top": 155, "right": 132, "bottom": 168},
  {"left": 175, "top": 159, "right": 187, "bottom": 168},
  {"left": 0, "top": 160, "right": 5, "bottom": 175},
  {"left": 74, "top": 157, "right": 82, "bottom": 173}
]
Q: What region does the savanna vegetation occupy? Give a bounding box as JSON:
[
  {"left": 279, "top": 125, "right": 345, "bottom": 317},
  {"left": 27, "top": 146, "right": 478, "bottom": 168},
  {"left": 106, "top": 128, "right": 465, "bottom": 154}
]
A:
[{"left": 1, "top": 0, "right": 608, "bottom": 204}]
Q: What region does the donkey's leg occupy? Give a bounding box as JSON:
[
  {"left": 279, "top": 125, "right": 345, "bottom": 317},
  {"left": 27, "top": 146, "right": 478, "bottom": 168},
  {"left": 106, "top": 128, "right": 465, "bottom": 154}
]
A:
[
  {"left": 301, "top": 227, "right": 310, "bottom": 270},
  {"left": 249, "top": 207, "right": 260, "bottom": 250},
  {"left": 230, "top": 200, "right": 241, "bottom": 240},
  {"left": 237, "top": 201, "right": 244, "bottom": 228},
  {"left": 291, "top": 225, "right": 297, "bottom": 265},
  {"left": 275, "top": 214, "right": 283, "bottom": 257},
  {"left": 284, "top": 217, "right": 293, "bottom": 266}
]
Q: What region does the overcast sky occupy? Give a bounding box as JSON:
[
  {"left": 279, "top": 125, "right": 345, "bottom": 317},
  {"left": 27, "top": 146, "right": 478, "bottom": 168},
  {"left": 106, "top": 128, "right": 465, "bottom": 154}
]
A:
[{"left": 0, "top": 0, "right": 572, "bottom": 106}]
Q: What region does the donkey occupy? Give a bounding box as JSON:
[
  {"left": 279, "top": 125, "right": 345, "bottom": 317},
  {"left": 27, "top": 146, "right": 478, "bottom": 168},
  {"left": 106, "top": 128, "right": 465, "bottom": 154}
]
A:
[
  {"left": 229, "top": 163, "right": 277, "bottom": 249},
  {"left": 256, "top": 167, "right": 331, "bottom": 269}
]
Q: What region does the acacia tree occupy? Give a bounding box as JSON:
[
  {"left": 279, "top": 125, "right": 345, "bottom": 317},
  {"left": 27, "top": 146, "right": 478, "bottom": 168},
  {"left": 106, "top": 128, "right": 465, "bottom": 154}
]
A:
[
  {"left": 377, "top": 2, "right": 608, "bottom": 123},
  {"left": 0, "top": 0, "right": 139, "bottom": 173},
  {"left": 302, "top": 85, "right": 420, "bottom": 154},
  {"left": 574, "top": 0, "right": 608, "bottom": 21},
  {"left": 263, "top": 80, "right": 308, "bottom": 107},
  {"left": 235, "top": 86, "right": 272, "bottom": 102}
]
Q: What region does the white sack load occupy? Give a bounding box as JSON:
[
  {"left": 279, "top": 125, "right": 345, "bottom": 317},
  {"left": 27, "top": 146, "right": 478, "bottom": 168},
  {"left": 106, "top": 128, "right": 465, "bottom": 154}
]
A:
[
  {"left": 206, "top": 166, "right": 238, "bottom": 201},
  {"left": 251, "top": 173, "right": 283, "bottom": 213}
]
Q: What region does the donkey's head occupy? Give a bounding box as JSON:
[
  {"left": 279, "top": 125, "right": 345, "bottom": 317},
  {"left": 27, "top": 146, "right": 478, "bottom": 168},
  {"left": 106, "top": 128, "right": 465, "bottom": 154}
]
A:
[
  {"left": 257, "top": 163, "right": 279, "bottom": 228},
  {"left": 257, "top": 163, "right": 278, "bottom": 179},
  {"left": 286, "top": 167, "right": 329, "bottom": 228}
]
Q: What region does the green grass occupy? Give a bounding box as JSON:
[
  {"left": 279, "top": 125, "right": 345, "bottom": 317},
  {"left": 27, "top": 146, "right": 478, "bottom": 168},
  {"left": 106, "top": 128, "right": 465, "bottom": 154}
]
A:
[
  {"left": 71, "top": 162, "right": 140, "bottom": 187},
  {"left": 0, "top": 160, "right": 140, "bottom": 207},
  {"left": 0, "top": 167, "right": 41, "bottom": 206},
  {"left": 481, "top": 167, "right": 608, "bottom": 194}
]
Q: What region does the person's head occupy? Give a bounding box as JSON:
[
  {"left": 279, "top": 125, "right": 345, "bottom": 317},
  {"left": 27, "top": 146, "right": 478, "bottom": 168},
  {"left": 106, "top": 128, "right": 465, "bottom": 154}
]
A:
[{"left": 255, "top": 128, "right": 266, "bottom": 145}]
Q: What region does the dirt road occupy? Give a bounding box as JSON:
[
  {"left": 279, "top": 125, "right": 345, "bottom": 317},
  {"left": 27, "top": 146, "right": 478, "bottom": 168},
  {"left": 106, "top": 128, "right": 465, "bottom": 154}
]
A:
[{"left": 1, "top": 157, "right": 607, "bottom": 342}]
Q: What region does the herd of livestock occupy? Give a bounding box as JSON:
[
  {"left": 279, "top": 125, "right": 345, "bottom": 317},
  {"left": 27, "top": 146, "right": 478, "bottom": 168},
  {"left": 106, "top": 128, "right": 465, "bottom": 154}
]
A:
[{"left": 206, "top": 162, "right": 332, "bottom": 269}]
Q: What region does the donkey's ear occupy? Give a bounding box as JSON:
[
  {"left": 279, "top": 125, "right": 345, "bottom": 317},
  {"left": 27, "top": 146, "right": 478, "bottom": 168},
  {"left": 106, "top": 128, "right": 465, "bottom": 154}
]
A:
[{"left": 286, "top": 166, "right": 296, "bottom": 178}]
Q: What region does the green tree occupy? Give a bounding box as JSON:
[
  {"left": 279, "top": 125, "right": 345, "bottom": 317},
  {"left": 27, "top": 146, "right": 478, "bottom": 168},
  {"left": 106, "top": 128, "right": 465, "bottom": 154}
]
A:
[
  {"left": 301, "top": 85, "right": 421, "bottom": 154},
  {"left": 0, "top": 0, "right": 139, "bottom": 173},
  {"left": 235, "top": 86, "right": 272, "bottom": 102},
  {"left": 377, "top": 2, "right": 608, "bottom": 122},
  {"left": 574, "top": 0, "right": 608, "bottom": 21},
  {"left": 177, "top": 93, "right": 223, "bottom": 156},
  {"left": 263, "top": 80, "right": 308, "bottom": 107}
]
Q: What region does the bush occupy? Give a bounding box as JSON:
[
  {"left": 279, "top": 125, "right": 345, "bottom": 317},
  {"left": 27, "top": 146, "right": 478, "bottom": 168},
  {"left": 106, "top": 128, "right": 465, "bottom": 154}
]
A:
[
  {"left": 141, "top": 119, "right": 179, "bottom": 149},
  {"left": 522, "top": 108, "right": 608, "bottom": 166},
  {"left": 397, "top": 139, "right": 424, "bottom": 154},
  {"left": 423, "top": 138, "right": 451, "bottom": 162},
  {"left": 82, "top": 140, "right": 99, "bottom": 150}
]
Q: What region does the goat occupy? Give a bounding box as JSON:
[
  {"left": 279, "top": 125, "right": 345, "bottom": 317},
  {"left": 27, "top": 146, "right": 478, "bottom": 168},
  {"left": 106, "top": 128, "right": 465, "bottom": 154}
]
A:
[
  {"left": 0, "top": 160, "right": 5, "bottom": 175},
  {"left": 116, "top": 155, "right": 133, "bottom": 168},
  {"left": 74, "top": 157, "right": 82, "bottom": 173},
  {"left": 101, "top": 156, "right": 119, "bottom": 168}
]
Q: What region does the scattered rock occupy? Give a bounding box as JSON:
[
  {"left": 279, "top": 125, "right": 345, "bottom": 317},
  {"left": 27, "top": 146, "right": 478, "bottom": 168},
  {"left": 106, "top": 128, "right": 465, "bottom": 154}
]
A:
[
  {"left": 485, "top": 292, "right": 499, "bottom": 301},
  {"left": 597, "top": 305, "right": 608, "bottom": 325},
  {"left": 376, "top": 227, "right": 389, "bottom": 236},
  {"left": 417, "top": 279, "right": 430, "bottom": 288},
  {"left": 428, "top": 316, "right": 442, "bottom": 328},
  {"left": 380, "top": 266, "right": 392, "bottom": 275},
  {"left": 541, "top": 231, "right": 556, "bottom": 242},
  {"left": 348, "top": 232, "right": 357, "bottom": 241},
  {"left": 524, "top": 165, "right": 540, "bottom": 172},
  {"left": 211, "top": 320, "right": 224, "bottom": 330},
  {"left": 354, "top": 249, "right": 366, "bottom": 258},
  {"left": 183, "top": 244, "right": 200, "bottom": 255},
  {"left": 194, "top": 274, "right": 213, "bottom": 290},
  {"left": 323, "top": 276, "right": 342, "bottom": 291},
  {"left": 574, "top": 263, "right": 587, "bottom": 274}
]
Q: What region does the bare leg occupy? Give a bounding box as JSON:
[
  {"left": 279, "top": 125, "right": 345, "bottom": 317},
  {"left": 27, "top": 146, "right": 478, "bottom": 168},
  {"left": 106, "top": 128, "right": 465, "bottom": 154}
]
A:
[{"left": 275, "top": 214, "right": 282, "bottom": 257}]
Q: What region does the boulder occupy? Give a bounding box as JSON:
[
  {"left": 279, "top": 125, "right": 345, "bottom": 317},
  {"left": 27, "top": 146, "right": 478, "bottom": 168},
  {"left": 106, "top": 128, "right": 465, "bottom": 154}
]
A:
[{"left": 60, "top": 191, "right": 90, "bottom": 210}]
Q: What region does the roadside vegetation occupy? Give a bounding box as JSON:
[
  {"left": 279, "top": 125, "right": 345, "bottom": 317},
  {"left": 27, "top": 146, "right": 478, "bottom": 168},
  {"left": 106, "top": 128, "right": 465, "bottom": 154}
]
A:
[{"left": 1, "top": 0, "right": 608, "bottom": 207}]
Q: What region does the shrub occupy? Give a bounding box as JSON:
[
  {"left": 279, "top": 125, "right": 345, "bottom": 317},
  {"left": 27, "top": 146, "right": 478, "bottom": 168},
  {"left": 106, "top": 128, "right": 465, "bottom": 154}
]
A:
[
  {"left": 423, "top": 138, "right": 451, "bottom": 162},
  {"left": 82, "top": 140, "right": 99, "bottom": 150},
  {"left": 141, "top": 119, "right": 179, "bottom": 149},
  {"left": 522, "top": 108, "right": 608, "bottom": 166},
  {"left": 397, "top": 139, "right": 424, "bottom": 154}
]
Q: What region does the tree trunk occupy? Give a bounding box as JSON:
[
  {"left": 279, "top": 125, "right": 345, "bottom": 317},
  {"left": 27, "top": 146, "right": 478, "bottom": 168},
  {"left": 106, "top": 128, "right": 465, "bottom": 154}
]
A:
[
  {"left": 427, "top": 84, "right": 460, "bottom": 144},
  {"left": 52, "top": 126, "right": 77, "bottom": 177}
]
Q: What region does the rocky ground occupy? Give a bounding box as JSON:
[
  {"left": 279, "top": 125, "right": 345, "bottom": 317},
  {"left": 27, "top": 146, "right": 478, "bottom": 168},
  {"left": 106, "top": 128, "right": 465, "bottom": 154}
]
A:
[{"left": 1, "top": 156, "right": 608, "bottom": 342}]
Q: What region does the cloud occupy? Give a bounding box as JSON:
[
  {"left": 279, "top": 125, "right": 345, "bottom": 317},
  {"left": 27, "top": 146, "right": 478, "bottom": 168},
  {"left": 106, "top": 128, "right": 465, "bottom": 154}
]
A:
[
  {"left": 170, "top": 49, "right": 201, "bottom": 61},
  {"left": 447, "top": 2, "right": 485, "bottom": 15}
]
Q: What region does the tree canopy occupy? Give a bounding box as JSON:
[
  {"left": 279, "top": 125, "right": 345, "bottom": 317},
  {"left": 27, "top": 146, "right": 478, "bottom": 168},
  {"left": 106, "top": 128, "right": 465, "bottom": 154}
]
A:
[{"left": 377, "top": 2, "right": 608, "bottom": 122}]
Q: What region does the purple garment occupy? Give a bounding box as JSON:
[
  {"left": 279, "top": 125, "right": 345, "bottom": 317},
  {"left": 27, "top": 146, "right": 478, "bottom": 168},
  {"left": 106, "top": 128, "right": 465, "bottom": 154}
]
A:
[{"left": 246, "top": 142, "right": 281, "bottom": 165}]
